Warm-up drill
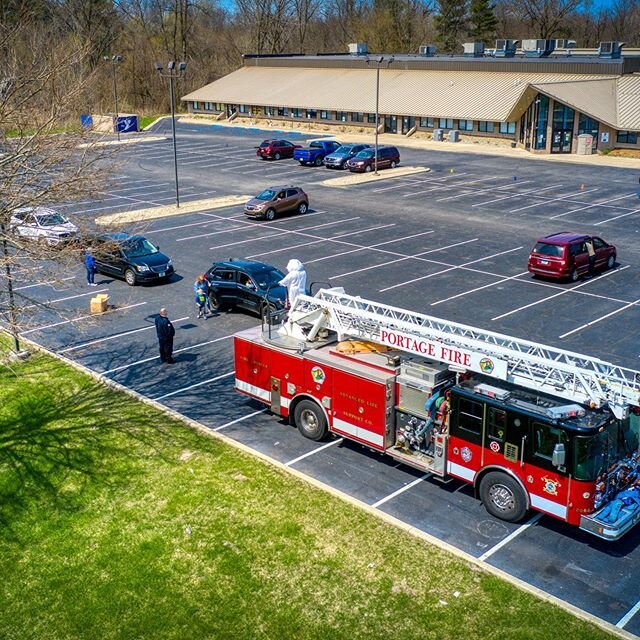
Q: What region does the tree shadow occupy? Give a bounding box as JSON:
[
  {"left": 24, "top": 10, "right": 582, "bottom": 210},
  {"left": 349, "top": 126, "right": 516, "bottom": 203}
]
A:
[{"left": 0, "top": 357, "right": 195, "bottom": 542}]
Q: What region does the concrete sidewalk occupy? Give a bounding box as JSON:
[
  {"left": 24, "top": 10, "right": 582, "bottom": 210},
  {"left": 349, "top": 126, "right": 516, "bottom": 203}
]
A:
[{"left": 178, "top": 115, "right": 640, "bottom": 171}]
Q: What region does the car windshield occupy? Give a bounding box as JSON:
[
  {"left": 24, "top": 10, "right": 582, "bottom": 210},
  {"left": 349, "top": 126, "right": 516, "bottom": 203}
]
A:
[
  {"left": 533, "top": 242, "right": 563, "bottom": 257},
  {"left": 355, "top": 150, "right": 374, "bottom": 158},
  {"left": 122, "top": 238, "right": 158, "bottom": 258},
  {"left": 37, "top": 213, "right": 67, "bottom": 226},
  {"left": 335, "top": 145, "right": 353, "bottom": 154},
  {"left": 254, "top": 268, "right": 285, "bottom": 289},
  {"left": 256, "top": 189, "right": 276, "bottom": 201}
]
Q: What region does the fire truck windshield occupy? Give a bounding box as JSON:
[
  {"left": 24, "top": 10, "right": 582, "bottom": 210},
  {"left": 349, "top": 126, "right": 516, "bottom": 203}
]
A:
[{"left": 573, "top": 415, "right": 640, "bottom": 481}]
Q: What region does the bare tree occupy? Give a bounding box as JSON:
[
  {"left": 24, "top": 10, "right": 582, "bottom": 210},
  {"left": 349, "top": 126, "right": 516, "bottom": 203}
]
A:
[{"left": 514, "top": 0, "right": 584, "bottom": 38}]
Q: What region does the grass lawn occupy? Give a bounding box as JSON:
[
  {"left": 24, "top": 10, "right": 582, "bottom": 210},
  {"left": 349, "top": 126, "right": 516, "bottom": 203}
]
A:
[
  {"left": 0, "top": 346, "right": 619, "bottom": 640},
  {"left": 138, "top": 115, "right": 164, "bottom": 129}
]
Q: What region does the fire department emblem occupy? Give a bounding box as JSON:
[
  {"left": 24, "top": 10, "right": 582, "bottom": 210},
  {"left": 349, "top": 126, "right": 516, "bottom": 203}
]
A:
[
  {"left": 479, "top": 357, "right": 495, "bottom": 374},
  {"left": 310, "top": 366, "right": 326, "bottom": 385},
  {"left": 461, "top": 447, "right": 473, "bottom": 463},
  {"left": 541, "top": 477, "right": 561, "bottom": 496},
  {"left": 489, "top": 441, "right": 500, "bottom": 453}
]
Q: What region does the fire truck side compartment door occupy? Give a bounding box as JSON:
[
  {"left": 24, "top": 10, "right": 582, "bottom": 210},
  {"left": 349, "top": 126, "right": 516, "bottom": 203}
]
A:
[{"left": 234, "top": 336, "right": 272, "bottom": 404}]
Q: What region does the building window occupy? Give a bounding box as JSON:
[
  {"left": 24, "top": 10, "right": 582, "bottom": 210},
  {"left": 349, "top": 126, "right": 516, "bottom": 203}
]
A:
[
  {"left": 534, "top": 95, "right": 549, "bottom": 150},
  {"left": 306, "top": 109, "right": 317, "bottom": 119},
  {"left": 335, "top": 111, "right": 348, "bottom": 122},
  {"left": 552, "top": 103, "right": 574, "bottom": 131},
  {"left": 214, "top": 103, "right": 223, "bottom": 111},
  {"left": 420, "top": 117, "right": 434, "bottom": 128},
  {"left": 291, "top": 108, "right": 303, "bottom": 118},
  {"left": 239, "top": 104, "right": 249, "bottom": 114},
  {"left": 320, "top": 110, "right": 330, "bottom": 120},
  {"left": 478, "top": 121, "right": 494, "bottom": 133},
  {"left": 367, "top": 113, "right": 377, "bottom": 123},
  {"left": 499, "top": 121, "right": 516, "bottom": 134},
  {"left": 439, "top": 118, "right": 453, "bottom": 129},
  {"left": 617, "top": 130, "right": 638, "bottom": 144},
  {"left": 351, "top": 112, "right": 364, "bottom": 123},
  {"left": 277, "top": 107, "right": 289, "bottom": 117},
  {"left": 458, "top": 119, "right": 473, "bottom": 131},
  {"left": 265, "top": 106, "right": 275, "bottom": 117},
  {"left": 193, "top": 101, "right": 200, "bottom": 110}
]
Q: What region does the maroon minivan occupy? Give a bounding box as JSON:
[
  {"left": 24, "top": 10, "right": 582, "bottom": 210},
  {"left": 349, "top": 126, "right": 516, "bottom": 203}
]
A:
[
  {"left": 528, "top": 232, "right": 616, "bottom": 282},
  {"left": 256, "top": 139, "right": 301, "bottom": 160}
]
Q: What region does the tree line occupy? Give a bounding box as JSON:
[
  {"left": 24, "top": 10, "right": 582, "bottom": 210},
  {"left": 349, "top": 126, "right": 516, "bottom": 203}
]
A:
[{"left": 1, "top": 0, "right": 639, "bottom": 118}]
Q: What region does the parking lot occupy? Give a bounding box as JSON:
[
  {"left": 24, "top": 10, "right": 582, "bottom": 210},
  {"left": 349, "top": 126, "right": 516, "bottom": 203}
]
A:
[{"left": 16, "top": 121, "right": 640, "bottom": 637}]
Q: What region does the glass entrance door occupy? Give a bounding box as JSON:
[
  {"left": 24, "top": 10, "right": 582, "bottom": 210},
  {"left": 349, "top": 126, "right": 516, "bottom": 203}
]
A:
[
  {"left": 384, "top": 115, "right": 397, "bottom": 133},
  {"left": 551, "top": 129, "right": 573, "bottom": 153},
  {"left": 401, "top": 116, "right": 414, "bottom": 135},
  {"left": 551, "top": 102, "right": 575, "bottom": 154}
]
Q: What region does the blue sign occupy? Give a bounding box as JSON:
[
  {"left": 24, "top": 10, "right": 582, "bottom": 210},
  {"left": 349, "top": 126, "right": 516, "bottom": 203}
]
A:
[
  {"left": 80, "top": 114, "right": 93, "bottom": 129},
  {"left": 116, "top": 115, "right": 138, "bottom": 133}
]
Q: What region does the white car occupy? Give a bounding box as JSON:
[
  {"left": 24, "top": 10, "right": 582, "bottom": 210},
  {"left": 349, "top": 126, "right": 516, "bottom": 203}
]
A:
[{"left": 10, "top": 207, "right": 79, "bottom": 246}]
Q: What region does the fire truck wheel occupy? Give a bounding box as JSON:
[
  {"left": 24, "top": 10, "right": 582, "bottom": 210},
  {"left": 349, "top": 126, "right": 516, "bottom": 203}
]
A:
[
  {"left": 479, "top": 472, "right": 528, "bottom": 523},
  {"left": 293, "top": 400, "right": 327, "bottom": 441}
]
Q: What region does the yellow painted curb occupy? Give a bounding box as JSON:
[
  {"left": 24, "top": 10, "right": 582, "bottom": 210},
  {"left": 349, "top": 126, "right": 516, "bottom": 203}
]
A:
[
  {"left": 10, "top": 330, "right": 635, "bottom": 640},
  {"left": 78, "top": 135, "right": 166, "bottom": 148},
  {"left": 95, "top": 195, "right": 251, "bottom": 226},
  {"left": 322, "top": 166, "right": 430, "bottom": 187}
]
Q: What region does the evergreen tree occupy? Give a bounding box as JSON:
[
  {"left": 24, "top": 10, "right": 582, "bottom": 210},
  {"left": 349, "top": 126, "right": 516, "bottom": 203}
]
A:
[
  {"left": 434, "top": 0, "right": 468, "bottom": 53},
  {"left": 468, "top": 0, "right": 498, "bottom": 44}
]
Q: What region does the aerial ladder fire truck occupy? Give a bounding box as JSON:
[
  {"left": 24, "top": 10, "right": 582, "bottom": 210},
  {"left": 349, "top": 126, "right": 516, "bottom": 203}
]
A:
[{"left": 233, "top": 288, "right": 640, "bottom": 540}]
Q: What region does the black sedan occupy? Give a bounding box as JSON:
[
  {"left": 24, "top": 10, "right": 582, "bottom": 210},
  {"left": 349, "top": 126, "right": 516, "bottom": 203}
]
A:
[
  {"left": 93, "top": 232, "right": 174, "bottom": 286},
  {"left": 206, "top": 259, "right": 287, "bottom": 318}
]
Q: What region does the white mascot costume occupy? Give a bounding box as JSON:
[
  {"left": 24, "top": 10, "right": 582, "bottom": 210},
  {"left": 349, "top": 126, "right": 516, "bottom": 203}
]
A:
[{"left": 279, "top": 259, "right": 307, "bottom": 307}]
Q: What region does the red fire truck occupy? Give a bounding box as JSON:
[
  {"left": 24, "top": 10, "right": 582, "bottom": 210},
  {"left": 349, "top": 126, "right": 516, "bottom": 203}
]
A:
[{"left": 233, "top": 289, "right": 640, "bottom": 540}]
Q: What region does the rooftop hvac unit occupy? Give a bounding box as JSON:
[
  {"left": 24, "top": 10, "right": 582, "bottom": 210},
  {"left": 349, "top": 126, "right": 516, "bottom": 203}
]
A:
[
  {"left": 522, "top": 39, "right": 555, "bottom": 57},
  {"left": 598, "top": 41, "right": 624, "bottom": 58},
  {"left": 419, "top": 44, "right": 437, "bottom": 56},
  {"left": 555, "top": 39, "right": 577, "bottom": 49},
  {"left": 494, "top": 39, "right": 518, "bottom": 57},
  {"left": 348, "top": 42, "right": 368, "bottom": 56},
  {"left": 463, "top": 42, "right": 485, "bottom": 57}
]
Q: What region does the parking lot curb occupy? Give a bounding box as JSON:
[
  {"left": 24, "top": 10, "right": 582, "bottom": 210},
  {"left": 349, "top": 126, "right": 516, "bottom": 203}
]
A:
[
  {"left": 321, "top": 166, "right": 430, "bottom": 187},
  {"left": 9, "top": 331, "right": 636, "bottom": 640}
]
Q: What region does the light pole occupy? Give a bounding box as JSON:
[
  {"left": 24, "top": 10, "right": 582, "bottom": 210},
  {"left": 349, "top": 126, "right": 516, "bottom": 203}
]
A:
[
  {"left": 104, "top": 55, "right": 124, "bottom": 141},
  {"left": 154, "top": 61, "right": 187, "bottom": 208},
  {"left": 366, "top": 55, "right": 394, "bottom": 175}
]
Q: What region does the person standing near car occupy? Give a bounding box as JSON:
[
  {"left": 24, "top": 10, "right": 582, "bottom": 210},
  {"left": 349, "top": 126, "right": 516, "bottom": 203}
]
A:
[
  {"left": 85, "top": 250, "right": 97, "bottom": 286},
  {"left": 279, "top": 258, "right": 307, "bottom": 308},
  {"left": 585, "top": 238, "right": 596, "bottom": 277},
  {"left": 155, "top": 308, "right": 175, "bottom": 363}
]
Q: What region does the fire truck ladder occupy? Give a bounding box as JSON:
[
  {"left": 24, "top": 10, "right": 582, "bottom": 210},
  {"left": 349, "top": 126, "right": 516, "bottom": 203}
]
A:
[{"left": 282, "top": 289, "right": 640, "bottom": 419}]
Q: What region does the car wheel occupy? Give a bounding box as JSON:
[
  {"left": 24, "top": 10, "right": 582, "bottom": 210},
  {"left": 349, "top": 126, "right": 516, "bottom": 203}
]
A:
[
  {"left": 265, "top": 208, "right": 276, "bottom": 221},
  {"left": 390, "top": 160, "right": 397, "bottom": 169},
  {"left": 124, "top": 269, "right": 137, "bottom": 286},
  {"left": 479, "top": 472, "right": 528, "bottom": 523},
  {"left": 364, "top": 165, "right": 372, "bottom": 173},
  {"left": 570, "top": 268, "right": 579, "bottom": 282},
  {"left": 274, "top": 152, "right": 281, "bottom": 160},
  {"left": 209, "top": 292, "right": 221, "bottom": 311},
  {"left": 294, "top": 399, "right": 328, "bottom": 441},
  {"left": 314, "top": 156, "right": 323, "bottom": 166},
  {"left": 297, "top": 202, "right": 308, "bottom": 215},
  {"left": 607, "top": 254, "right": 616, "bottom": 270}
]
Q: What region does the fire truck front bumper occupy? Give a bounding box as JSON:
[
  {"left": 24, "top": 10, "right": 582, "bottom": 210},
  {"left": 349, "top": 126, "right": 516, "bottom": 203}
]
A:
[{"left": 579, "top": 508, "right": 640, "bottom": 541}]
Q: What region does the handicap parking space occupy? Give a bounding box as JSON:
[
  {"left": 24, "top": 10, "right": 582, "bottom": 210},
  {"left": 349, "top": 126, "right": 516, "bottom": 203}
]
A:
[{"left": 17, "top": 123, "right": 640, "bottom": 636}]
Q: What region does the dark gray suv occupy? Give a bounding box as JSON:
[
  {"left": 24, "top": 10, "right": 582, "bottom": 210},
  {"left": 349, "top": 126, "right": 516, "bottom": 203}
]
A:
[{"left": 323, "top": 144, "right": 370, "bottom": 169}]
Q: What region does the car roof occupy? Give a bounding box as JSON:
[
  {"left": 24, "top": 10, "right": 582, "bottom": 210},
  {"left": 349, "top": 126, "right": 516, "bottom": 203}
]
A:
[
  {"left": 98, "top": 232, "right": 145, "bottom": 243},
  {"left": 536, "top": 232, "right": 590, "bottom": 245},
  {"left": 14, "top": 206, "right": 58, "bottom": 216},
  {"left": 212, "top": 258, "right": 282, "bottom": 273},
  {"left": 263, "top": 185, "right": 299, "bottom": 191}
]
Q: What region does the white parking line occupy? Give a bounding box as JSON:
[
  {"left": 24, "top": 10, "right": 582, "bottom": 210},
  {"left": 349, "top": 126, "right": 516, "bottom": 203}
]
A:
[
  {"left": 491, "top": 266, "right": 628, "bottom": 321},
  {"left": 510, "top": 187, "right": 599, "bottom": 213},
  {"left": 102, "top": 334, "right": 233, "bottom": 375},
  {"left": 617, "top": 598, "right": 640, "bottom": 628},
  {"left": 371, "top": 177, "right": 431, "bottom": 193},
  {"left": 23, "top": 289, "right": 109, "bottom": 310},
  {"left": 550, "top": 192, "right": 636, "bottom": 219},
  {"left": 380, "top": 246, "right": 522, "bottom": 292},
  {"left": 473, "top": 184, "right": 561, "bottom": 207},
  {"left": 559, "top": 296, "right": 640, "bottom": 338},
  {"left": 213, "top": 408, "right": 268, "bottom": 431},
  {"left": 14, "top": 276, "right": 75, "bottom": 290},
  {"left": 594, "top": 207, "right": 640, "bottom": 225},
  {"left": 19, "top": 302, "right": 147, "bottom": 334},
  {"left": 436, "top": 180, "right": 531, "bottom": 202},
  {"left": 478, "top": 513, "right": 543, "bottom": 561},
  {"left": 331, "top": 238, "right": 477, "bottom": 278},
  {"left": 154, "top": 371, "right": 235, "bottom": 401},
  {"left": 177, "top": 225, "right": 249, "bottom": 242},
  {"left": 284, "top": 438, "right": 344, "bottom": 466},
  {"left": 431, "top": 271, "right": 530, "bottom": 306},
  {"left": 371, "top": 473, "right": 430, "bottom": 508},
  {"left": 58, "top": 316, "right": 190, "bottom": 353}
]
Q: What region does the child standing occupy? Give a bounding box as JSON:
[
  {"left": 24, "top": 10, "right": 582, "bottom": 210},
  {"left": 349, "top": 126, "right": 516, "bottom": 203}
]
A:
[{"left": 195, "top": 287, "right": 207, "bottom": 319}]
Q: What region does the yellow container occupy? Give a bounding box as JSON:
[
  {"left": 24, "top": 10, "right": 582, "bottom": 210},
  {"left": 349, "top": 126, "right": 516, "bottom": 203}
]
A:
[{"left": 90, "top": 294, "right": 109, "bottom": 314}]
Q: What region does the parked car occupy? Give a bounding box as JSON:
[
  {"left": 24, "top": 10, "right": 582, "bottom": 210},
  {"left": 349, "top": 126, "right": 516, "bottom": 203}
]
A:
[
  {"left": 10, "top": 206, "right": 79, "bottom": 246},
  {"left": 323, "top": 144, "right": 370, "bottom": 169},
  {"left": 92, "top": 232, "right": 174, "bottom": 286},
  {"left": 256, "top": 139, "right": 301, "bottom": 160},
  {"left": 527, "top": 232, "right": 616, "bottom": 282},
  {"left": 243, "top": 186, "right": 309, "bottom": 221},
  {"left": 293, "top": 140, "right": 341, "bottom": 166},
  {"left": 206, "top": 259, "right": 287, "bottom": 318},
  {"left": 346, "top": 146, "right": 400, "bottom": 172}
]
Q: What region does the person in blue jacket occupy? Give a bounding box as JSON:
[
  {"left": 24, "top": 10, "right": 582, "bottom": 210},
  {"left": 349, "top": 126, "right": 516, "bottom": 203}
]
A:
[{"left": 85, "top": 251, "right": 97, "bottom": 286}]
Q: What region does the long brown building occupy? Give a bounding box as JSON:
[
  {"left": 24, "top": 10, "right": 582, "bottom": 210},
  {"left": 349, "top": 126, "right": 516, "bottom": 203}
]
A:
[{"left": 182, "top": 40, "right": 640, "bottom": 156}]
